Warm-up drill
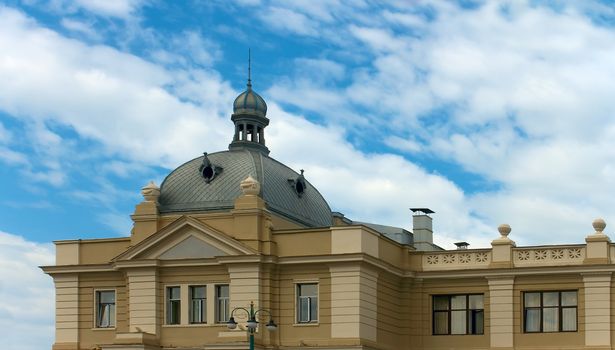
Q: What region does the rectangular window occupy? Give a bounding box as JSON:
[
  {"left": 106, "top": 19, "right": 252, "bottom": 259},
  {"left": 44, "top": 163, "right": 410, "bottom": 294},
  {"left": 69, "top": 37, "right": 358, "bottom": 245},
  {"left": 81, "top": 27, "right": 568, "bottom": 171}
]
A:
[
  {"left": 524, "top": 291, "right": 577, "bottom": 333},
  {"left": 215, "top": 285, "right": 230, "bottom": 323},
  {"left": 166, "top": 286, "right": 181, "bottom": 325},
  {"left": 96, "top": 290, "right": 116, "bottom": 328},
  {"left": 297, "top": 283, "right": 318, "bottom": 323},
  {"left": 189, "top": 286, "right": 207, "bottom": 324},
  {"left": 432, "top": 294, "right": 483, "bottom": 335}
]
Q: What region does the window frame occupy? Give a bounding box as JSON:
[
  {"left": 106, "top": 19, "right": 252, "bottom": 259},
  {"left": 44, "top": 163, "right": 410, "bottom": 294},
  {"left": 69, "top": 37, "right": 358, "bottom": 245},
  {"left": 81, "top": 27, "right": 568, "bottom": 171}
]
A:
[
  {"left": 166, "top": 286, "right": 182, "bottom": 325},
  {"left": 94, "top": 289, "right": 116, "bottom": 329},
  {"left": 523, "top": 290, "right": 578, "bottom": 333},
  {"left": 295, "top": 282, "right": 319, "bottom": 324},
  {"left": 432, "top": 294, "right": 484, "bottom": 335},
  {"left": 215, "top": 284, "right": 230, "bottom": 324},
  {"left": 189, "top": 285, "right": 207, "bottom": 324}
]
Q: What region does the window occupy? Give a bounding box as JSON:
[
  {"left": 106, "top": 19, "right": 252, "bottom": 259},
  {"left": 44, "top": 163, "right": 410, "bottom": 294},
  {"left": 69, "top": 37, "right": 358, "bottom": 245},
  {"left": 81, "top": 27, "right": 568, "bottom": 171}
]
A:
[
  {"left": 190, "top": 286, "right": 207, "bottom": 324},
  {"left": 297, "top": 283, "right": 318, "bottom": 323},
  {"left": 167, "top": 286, "right": 181, "bottom": 325},
  {"left": 215, "top": 285, "right": 229, "bottom": 323},
  {"left": 96, "top": 290, "right": 115, "bottom": 328},
  {"left": 524, "top": 291, "right": 577, "bottom": 333},
  {"left": 433, "top": 294, "right": 484, "bottom": 335}
]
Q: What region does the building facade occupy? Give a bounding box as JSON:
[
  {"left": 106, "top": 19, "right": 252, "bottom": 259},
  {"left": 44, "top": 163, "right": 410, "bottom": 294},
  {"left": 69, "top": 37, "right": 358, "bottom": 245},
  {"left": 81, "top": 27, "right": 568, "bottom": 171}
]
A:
[{"left": 43, "top": 80, "right": 615, "bottom": 350}]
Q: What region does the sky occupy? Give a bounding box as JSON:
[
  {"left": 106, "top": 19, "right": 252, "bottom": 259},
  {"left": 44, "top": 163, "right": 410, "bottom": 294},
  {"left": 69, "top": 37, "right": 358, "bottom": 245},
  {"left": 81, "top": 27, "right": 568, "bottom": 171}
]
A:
[{"left": 2, "top": 0, "right": 615, "bottom": 348}]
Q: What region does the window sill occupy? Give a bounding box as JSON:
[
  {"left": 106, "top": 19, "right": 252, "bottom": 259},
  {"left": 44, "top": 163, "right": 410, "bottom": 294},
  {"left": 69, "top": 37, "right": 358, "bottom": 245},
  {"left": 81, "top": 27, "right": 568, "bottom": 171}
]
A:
[
  {"left": 162, "top": 324, "right": 227, "bottom": 328},
  {"left": 293, "top": 322, "right": 319, "bottom": 327},
  {"left": 91, "top": 327, "right": 116, "bottom": 331}
]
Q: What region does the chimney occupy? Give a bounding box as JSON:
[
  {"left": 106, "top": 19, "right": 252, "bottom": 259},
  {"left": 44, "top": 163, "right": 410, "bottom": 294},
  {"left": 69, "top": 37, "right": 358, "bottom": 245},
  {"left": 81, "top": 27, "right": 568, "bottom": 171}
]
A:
[{"left": 411, "top": 208, "right": 434, "bottom": 246}]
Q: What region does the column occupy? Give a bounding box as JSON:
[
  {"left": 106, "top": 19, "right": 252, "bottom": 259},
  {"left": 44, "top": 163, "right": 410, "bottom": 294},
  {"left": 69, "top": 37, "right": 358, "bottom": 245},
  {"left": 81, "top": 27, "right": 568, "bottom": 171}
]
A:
[
  {"left": 54, "top": 274, "right": 79, "bottom": 347},
  {"left": 583, "top": 273, "right": 611, "bottom": 348},
  {"left": 259, "top": 128, "right": 265, "bottom": 145},
  {"left": 242, "top": 123, "right": 248, "bottom": 141},
  {"left": 329, "top": 264, "right": 378, "bottom": 342},
  {"left": 487, "top": 276, "right": 514, "bottom": 348},
  {"left": 126, "top": 267, "right": 158, "bottom": 334}
]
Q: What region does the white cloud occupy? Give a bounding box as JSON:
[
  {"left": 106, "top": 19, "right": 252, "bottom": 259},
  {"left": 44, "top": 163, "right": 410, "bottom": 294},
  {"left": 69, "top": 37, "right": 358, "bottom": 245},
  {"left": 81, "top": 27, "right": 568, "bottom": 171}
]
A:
[
  {"left": 0, "top": 121, "right": 12, "bottom": 143},
  {"left": 0, "top": 6, "right": 235, "bottom": 169},
  {"left": 266, "top": 104, "right": 495, "bottom": 247},
  {"left": 263, "top": 1, "right": 615, "bottom": 245},
  {"left": 60, "top": 17, "right": 101, "bottom": 40},
  {"left": 0, "top": 231, "right": 54, "bottom": 350},
  {"left": 47, "top": 0, "right": 145, "bottom": 19},
  {"left": 258, "top": 7, "right": 319, "bottom": 36}
]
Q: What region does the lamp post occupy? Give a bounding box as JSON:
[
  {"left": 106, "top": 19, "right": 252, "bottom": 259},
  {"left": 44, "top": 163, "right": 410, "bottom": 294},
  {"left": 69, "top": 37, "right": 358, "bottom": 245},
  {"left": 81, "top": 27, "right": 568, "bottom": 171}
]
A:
[{"left": 226, "top": 301, "right": 277, "bottom": 350}]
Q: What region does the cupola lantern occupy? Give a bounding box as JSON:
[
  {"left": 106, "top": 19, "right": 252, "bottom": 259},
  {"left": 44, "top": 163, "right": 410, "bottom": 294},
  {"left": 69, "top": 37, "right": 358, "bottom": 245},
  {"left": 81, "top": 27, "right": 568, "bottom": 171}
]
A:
[{"left": 229, "top": 50, "right": 270, "bottom": 155}]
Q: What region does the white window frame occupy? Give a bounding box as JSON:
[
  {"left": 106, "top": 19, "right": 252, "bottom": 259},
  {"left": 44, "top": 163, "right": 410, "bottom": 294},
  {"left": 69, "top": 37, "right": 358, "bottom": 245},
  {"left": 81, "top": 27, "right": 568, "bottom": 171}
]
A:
[
  {"left": 189, "top": 285, "right": 207, "bottom": 324},
  {"left": 165, "top": 285, "right": 182, "bottom": 325},
  {"left": 294, "top": 281, "right": 319, "bottom": 325},
  {"left": 215, "top": 284, "right": 230, "bottom": 323},
  {"left": 93, "top": 289, "right": 116, "bottom": 329}
]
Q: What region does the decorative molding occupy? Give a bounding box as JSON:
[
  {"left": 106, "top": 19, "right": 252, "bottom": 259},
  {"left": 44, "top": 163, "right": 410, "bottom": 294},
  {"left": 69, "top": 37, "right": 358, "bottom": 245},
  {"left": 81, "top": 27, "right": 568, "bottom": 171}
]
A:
[
  {"left": 513, "top": 246, "right": 585, "bottom": 266},
  {"left": 422, "top": 250, "right": 491, "bottom": 271}
]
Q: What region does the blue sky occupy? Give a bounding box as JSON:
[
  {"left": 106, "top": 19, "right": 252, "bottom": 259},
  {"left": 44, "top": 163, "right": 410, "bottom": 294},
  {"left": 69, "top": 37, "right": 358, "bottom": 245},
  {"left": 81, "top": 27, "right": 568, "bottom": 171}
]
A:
[{"left": 2, "top": 1, "right": 615, "bottom": 349}]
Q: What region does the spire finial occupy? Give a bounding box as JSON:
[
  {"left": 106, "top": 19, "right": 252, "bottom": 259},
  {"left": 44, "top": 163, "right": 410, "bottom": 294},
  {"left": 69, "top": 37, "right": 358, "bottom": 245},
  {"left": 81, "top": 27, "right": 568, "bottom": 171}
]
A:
[{"left": 247, "top": 48, "right": 252, "bottom": 89}]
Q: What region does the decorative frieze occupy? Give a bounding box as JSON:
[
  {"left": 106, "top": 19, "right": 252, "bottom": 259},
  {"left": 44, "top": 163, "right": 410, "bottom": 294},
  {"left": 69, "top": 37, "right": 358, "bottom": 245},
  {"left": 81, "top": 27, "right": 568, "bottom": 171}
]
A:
[
  {"left": 513, "top": 246, "right": 585, "bottom": 266},
  {"left": 423, "top": 250, "right": 491, "bottom": 270}
]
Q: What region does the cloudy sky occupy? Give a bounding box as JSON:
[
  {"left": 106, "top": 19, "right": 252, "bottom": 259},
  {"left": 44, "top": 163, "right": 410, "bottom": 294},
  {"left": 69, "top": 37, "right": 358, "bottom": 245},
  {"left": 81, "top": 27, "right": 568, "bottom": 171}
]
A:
[{"left": 2, "top": 0, "right": 615, "bottom": 348}]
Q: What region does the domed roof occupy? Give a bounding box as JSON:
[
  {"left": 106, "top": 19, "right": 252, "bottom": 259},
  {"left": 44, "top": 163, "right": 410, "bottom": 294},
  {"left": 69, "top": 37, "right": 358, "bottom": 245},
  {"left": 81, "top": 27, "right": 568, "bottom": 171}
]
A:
[
  {"left": 158, "top": 150, "right": 333, "bottom": 228},
  {"left": 233, "top": 84, "right": 267, "bottom": 117}
]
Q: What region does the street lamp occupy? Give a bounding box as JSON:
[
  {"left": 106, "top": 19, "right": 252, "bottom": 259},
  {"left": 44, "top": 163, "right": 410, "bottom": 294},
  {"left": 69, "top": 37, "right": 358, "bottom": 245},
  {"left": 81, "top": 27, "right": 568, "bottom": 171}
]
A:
[{"left": 227, "top": 301, "right": 277, "bottom": 350}]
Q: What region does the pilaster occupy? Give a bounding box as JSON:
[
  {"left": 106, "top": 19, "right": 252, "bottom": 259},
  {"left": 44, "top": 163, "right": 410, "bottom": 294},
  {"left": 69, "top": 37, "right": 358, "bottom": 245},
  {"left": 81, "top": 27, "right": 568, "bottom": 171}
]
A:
[
  {"left": 53, "top": 274, "right": 79, "bottom": 348},
  {"left": 329, "top": 264, "right": 378, "bottom": 343},
  {"left": 487, "top": 276, "right": 514, "bottom": 349},
  {"left": 126, "top": 267, "right": 159, "bottom": 335},
  {"left": 583, "top": 272, "right": 612, "bottom": 348}
]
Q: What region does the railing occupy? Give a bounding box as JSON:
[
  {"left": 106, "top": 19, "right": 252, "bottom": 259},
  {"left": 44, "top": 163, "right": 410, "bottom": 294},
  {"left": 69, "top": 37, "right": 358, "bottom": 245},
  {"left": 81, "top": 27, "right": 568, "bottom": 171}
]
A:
[
  {"left": 513, "top": 246, "right": 585, "bottom": 266},
  {"left": 422, "top": 250, "right": 491, "bottom": 271}
]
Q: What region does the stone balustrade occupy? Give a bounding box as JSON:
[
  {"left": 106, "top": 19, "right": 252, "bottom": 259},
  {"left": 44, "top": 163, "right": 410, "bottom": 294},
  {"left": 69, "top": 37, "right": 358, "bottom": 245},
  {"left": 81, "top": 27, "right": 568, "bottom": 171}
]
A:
[
  {"left": 422, "top": 250, "right": 492, "bottom": 271},
  {"left": 513, "top": 245, "right": 585, "bottom": 266}
]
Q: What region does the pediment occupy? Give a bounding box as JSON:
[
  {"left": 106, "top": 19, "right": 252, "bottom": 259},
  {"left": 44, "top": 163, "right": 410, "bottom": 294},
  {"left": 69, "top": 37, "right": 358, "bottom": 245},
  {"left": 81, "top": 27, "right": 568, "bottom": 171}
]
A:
[
  {"left": 114, "top": 216, "right": 255, "bottom": 261},
  {"left": 158, "top": 235, "right": 227, "bottom": 260}
]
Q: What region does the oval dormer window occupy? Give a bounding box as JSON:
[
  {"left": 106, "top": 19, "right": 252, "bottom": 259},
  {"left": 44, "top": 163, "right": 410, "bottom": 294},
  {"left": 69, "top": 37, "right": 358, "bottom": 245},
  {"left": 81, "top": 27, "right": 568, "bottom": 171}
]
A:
[
  {"left": 295, "top": 181, "right": 304, "bottom": 195},
  {"left": 199, "top": 152, "right": 223, "bottom": 184},
  {"left": 202, "top": 165, "right": 214, "bottom": 181}
]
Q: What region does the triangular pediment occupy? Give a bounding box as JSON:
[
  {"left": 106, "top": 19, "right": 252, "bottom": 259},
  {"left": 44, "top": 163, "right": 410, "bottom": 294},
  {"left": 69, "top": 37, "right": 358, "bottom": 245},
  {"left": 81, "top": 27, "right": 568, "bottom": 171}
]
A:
[
  {"left": 158, "top": 235, "right": 227, "bottom": 260},
  {"left": 114, "top": 216, "right": 255, "bottom": 261}
]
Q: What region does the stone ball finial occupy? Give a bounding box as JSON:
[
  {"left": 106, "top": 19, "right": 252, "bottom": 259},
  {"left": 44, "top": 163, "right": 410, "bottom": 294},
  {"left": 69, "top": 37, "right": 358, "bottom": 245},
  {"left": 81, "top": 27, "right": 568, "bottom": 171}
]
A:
[
  {"left": 593, "top": 218, "right": 606, "bottom": 234},
  {"left": 498, "top": 224, "right": 511, "bottom": 238},
  {"left": 141, "top": 181, "right": 160, "bottom": 202},
  {"left": 240, "top": 175, "right": 260, "bottom": 196}
]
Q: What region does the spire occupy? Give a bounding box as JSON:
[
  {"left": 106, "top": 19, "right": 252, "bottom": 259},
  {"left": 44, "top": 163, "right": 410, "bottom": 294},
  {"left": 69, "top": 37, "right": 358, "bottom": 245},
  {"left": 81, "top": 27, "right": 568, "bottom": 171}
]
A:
[
  {"left": 247, "top": 48, "right": 252, "bottom": 89},
  {"left": 230, "top": 50, "right": 269, "bottom": 155}
]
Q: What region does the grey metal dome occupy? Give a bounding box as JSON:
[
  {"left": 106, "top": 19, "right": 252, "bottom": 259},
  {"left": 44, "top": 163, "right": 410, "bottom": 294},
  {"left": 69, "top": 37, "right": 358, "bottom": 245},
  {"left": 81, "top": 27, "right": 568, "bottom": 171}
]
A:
[
  {"left": 158, "top": 150, "right": 333, "bottom": 228},
  {"left": 233, "top": 85, "right": 267, "bottom": 117}
]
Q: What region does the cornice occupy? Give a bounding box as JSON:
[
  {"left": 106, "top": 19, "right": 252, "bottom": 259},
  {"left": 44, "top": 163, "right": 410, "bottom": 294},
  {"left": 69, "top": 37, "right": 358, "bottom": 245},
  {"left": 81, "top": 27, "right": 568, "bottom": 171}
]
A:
[{"left": 417, "top": 263, "right": 615, "bottom": 279}]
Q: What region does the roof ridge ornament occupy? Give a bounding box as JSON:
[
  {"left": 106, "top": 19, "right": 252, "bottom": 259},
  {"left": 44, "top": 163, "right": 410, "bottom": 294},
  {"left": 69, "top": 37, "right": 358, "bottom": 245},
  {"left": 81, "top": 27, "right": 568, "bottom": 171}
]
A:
[{"left": 240, "top": 174, "right": 260, "bottom": 196}]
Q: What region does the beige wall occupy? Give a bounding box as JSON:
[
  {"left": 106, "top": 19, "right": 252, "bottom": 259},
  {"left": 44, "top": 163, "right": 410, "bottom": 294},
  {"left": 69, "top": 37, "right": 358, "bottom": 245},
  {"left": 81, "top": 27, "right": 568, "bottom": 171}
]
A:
[
  {"left": 513, "top": 275, "right": 584, "bottom": 349},
  {"left": 416, "top": 278, "right": 490, "bottom": 350},
  {"left": 44, "top": 194, "right": 615, "bottom": 350},
  {"left": 76, "top": 272, "right": 126, "bottom": 349}
]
